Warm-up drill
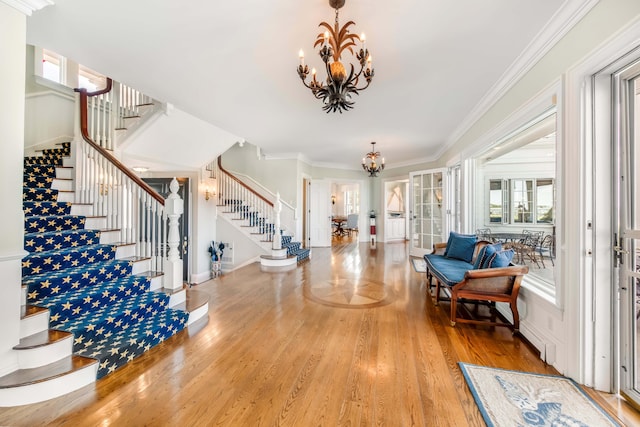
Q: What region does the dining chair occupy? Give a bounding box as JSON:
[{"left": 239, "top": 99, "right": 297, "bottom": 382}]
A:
[
  {"left": 536, "top": 234, "right": 555, "bottom": 267},
  {"left": 344, "top": 214, "right": 359, "bottom": 236},
  {"left": 475, "top": 228, "right": 494, "bottom": 242}
]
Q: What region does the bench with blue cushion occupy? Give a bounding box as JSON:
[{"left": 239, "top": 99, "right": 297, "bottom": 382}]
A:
[{"left": 424, "top": 232, "right": 528, "bottom": 332}]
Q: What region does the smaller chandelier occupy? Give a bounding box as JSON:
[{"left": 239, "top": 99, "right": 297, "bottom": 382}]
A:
[
  {"left": 297, "top": 0, "right": 374, "bottom": 113},
  {"left": 362, "top": 141, "right": 384, "bottom": 177}
]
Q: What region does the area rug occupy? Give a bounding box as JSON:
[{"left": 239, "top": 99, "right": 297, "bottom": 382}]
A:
[
  {"left": 411, "top": 257, "right": 426, "bottom": 273},
  {"left": 458, "top": 363, "right": 620, "bottom": 427}
]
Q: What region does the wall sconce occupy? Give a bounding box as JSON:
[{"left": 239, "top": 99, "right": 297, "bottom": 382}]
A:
[
  {"left": 331, "top": 195, "right": 336, "bottom": 205},
  {"left": 205, "top": 187, "right": 215, "bottom": 201},
  {"left": 100, "top": 183, "right": 109, "bottom": 196}
]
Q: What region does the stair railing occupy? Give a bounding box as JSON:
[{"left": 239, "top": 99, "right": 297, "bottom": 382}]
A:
[
  {"left": 73, "top": 83, "right": 168, "bottom": 274},
  {"left": 79, "top": 78, "right": 157, "bottom": 151},
  {"left": 212, "top": 157, "right": 296, "bottom": 242}
]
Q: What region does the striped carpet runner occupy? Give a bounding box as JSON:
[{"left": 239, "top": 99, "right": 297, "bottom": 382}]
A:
[{"left": 22, "top": 142, "right": 188, "bottom": 379}]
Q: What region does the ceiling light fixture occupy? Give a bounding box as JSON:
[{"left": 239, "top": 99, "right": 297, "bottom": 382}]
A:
[
  {"left": 132, "top": 166, "right": 149, "bottom": 173},
  {"left": 297, "top": 0, "right": 374, "bottom": 113},
  {"left": 362, "top": 141, "right": 384, "bottom": 177}
]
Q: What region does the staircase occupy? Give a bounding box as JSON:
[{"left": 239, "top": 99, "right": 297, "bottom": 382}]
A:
[
  {"left": 210, "top": 157, "right": 309, "bottom": 270},
  {"left": 0, "top": 141, "right": 200, "bottom": 406}
]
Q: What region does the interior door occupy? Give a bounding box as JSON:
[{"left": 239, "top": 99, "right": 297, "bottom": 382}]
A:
[
  {"left": 309, "top": 180, "right": 332, "bottom": 247},
  {"left": 409, "top": 169, "right": 446, "bottom": 257},
  {"left": 617, "top": 66, "right": 640, "bottom": 408}
]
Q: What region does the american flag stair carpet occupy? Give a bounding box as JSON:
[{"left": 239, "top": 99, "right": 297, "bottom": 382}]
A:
[{"left": 22, "top": 142, "right": 188, "bottom": 379}]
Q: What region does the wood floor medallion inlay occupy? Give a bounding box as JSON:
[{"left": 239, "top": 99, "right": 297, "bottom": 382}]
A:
[{"left": 304, "top": 276, "right": 394, "bottom": 308}]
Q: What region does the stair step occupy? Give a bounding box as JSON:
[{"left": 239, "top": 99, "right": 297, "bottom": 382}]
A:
[
  {"left": 135, "top": 270, "right": 164, "bottom": 290},
  {"left": 51, "top": 178, "right": 73, "bottom": 192},
  {"left": 14, "top": 329, "right": 74, "bottom": 369},
  {"left": 14, "top": 329, "right": 72, "bottom": 350},
  {"left": 154, "top": 286, "right": 186, "bottom": 307},
  {"left": 0, "top": 355, "right": 97, "bottom": 406},
  {"left": 172, "top": 289, "right": 209, "bottom": 325},
  {"left": 20, "top": 305, "right": 49, "bottom": 339},
  {"left": 56, "top": 166, "right": 73, "bottom": 180}
]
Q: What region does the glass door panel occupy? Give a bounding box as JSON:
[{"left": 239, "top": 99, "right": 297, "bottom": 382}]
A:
[{"left": 410, "top": 169, "right": 445, "bottom": 257}]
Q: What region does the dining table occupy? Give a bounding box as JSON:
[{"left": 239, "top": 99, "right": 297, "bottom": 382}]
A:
[
  {"left": 490, "top": 232, "right": 526, "bottom": 243},
  {"left": 332, "top": 217, "right": 347, "bottom": 236}
]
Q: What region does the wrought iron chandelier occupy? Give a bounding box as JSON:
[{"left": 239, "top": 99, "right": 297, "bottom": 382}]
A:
[
  {"left": 297, "top": 0, "right": 374, "bottom": 113},
  {"left": 362, "top": 142, "right": 384, "bottom": 177}
]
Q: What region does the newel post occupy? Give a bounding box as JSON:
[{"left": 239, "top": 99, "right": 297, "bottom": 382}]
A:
[
  {"left": 272, "top": 192, "right": 282, "bottom": 250},
  {"left": 164, "top": 177, "right": 183, "bottom": 290}
]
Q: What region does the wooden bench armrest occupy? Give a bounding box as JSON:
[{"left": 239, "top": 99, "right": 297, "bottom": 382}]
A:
[
  {"left": 463, "top": 265, "right": 529, "bottom": 279},
  {"left": 431, "top": 242, "right": 447, "bottom": 256}
]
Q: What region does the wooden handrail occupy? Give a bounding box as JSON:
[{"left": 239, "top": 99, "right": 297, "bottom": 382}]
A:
[
  {"left": 217, "top": 156, "right": 273, "bottom": 207},
  {"left": 75, "top": 79, "right": 164, "bottom": 205}
]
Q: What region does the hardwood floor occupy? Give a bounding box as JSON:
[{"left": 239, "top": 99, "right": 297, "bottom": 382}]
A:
[{"left": 1, "top": 238, "right": 638, "bottom": 426}]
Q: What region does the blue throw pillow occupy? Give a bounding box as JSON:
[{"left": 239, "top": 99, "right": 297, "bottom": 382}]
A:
[
  {"left": 444, "top": 231, "right": 477, "bottom": 263},
  {"left": 473, "top": 243, "right": 502, "bottom": 269},
  {"left": 487, "top": 249, "right": 515, "bottom": 268}
]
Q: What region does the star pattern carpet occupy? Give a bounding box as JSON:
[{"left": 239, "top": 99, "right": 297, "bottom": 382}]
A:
[{"left": 22, "top": 142, "right": 189, "bottom": 379}]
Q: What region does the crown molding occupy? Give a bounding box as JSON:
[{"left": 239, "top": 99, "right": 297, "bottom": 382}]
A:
[
  {"left": 1, "top": 0, "right": 54, "bottom": 16},
  {"left": 444, "top": 0, "right": 599, "bottom": 151}
]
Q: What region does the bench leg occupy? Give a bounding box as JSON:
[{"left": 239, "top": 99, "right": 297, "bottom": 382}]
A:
[
  {"left": 510, "top": 299, "right": 520, "bottom": 333},
  {"left": 450, "top": 292, "right": 457, "bottom": 327},
  {"left": 434, "top": 280, "right": 441, "bottom": 306}
]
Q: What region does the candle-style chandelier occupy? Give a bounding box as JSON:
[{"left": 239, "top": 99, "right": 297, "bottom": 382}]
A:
[
  {"left": 297, "top": 0, "right": 374, "bottom": 114},
  {"left": 362, "top": 141, "right": 384, "bottom": 177}
]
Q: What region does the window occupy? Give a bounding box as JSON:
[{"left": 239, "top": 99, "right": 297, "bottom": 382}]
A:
[
  {"left": 489, "top": 178, "right": 554, "bottom": 225},
  {"left": 344, "top": 190, "right": 359, "bottom": 215},
  {"left": 42, "top": 49, "right": 64, "bottom": 84}
]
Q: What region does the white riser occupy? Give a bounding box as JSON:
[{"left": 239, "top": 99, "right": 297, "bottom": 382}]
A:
[
  {"left": 0, "top": 362, "right": 97, "bottom": 407},
  {"left": 17, "top": 335, "right": 73, "bottom": 369},
  {"left": 51, "top": 179, "right": 73, "bottom": 191},
  {"left": 56, "top": 192, "right": 75, "bottom": 203},
  {"left": 115, "top": 244, "right": 136, "bottom": 259},
  {"left": 55, "top": 167, "right": 73, "bottom": 180},
  {"left": 131, "top": 259, "right": 151, "bottom": 274},
  {"left": 271, "top": 248, "right": 287, "bottom": 258},
  {"left": 260, "top": 256, "right": 297, "bottom": 267},
  {"left": 62, "top": 157, "right": 73, "bottom": 168},
  {"left": 69, "top": 204, "right": 92, "bottom": 216},
  {"left": 20, "top": 310, "right": 49, "bottom": 339},
  {"left": 187, "top": 302, "right": 208, "bottom": 325},
  {"left": 99, "top": 230, "right": 121, "bottom": 244},
  {"left": 168, "top": 289, "right": 186, "bottom": 307},
  {"left": 149, "top": 275, "right": 163, "bottom": 291},
  {"left": 84, "top": 217, "right": 106, "bottom": 230}
]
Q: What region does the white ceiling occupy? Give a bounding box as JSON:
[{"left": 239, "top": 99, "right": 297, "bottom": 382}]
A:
[{"left": 25, "top": 0, "right": 586, "bottom": 170}]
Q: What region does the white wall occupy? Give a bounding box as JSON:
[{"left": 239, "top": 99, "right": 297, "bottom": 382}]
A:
[
  {"left": 0, "top": 2, "right": 27, "bottom": 376},
  {"left": 24, "top": 91, "right": 75, "bottom": 151},
  {"left": 120, "top": 106, "right": 239, "bottom": 171}
]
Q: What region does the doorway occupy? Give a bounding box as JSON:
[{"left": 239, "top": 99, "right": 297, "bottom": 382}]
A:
[
  {"left": 142, "top": 177, "right": 190, "bottom": 282},
  {"left": 409, "top": 169, "right": 446, "bottom": 258}
]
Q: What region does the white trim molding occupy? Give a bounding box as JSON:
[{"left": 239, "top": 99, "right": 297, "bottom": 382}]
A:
[
  {"left": 1, "top": 0, "right": 53, "bottom": 16},
  {"left": 445, "top": 0, "right": 599, "bottom": 153}
]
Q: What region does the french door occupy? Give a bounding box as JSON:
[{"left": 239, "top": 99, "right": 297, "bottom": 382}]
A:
[
  {"left": 409, "top": 168, "right": 446, "bottom": 257},
  {"left": 615, "top": 60, "right": 640, "bottom": 408}
]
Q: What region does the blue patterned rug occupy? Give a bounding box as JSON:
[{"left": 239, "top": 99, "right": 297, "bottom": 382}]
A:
[{"left": 459, "top": 363, "right": 620, "bottom": 426}]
